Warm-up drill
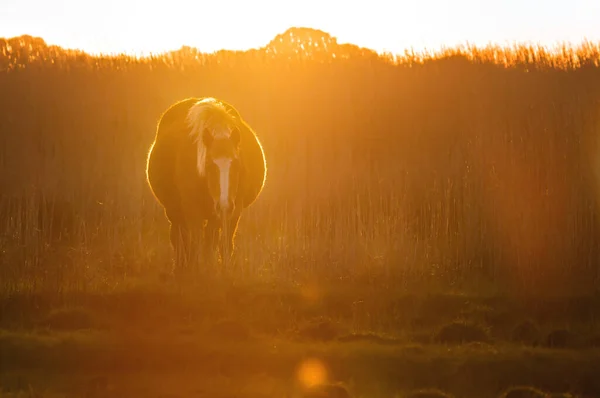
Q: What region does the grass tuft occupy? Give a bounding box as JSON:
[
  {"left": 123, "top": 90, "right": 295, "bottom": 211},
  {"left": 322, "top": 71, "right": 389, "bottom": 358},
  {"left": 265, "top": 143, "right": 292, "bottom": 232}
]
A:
[
  {"left": 511, "top": 320, "right": 541, "bottom": 346},
  {"left": 434, "top": 320, "right": 490, "bottom": 345},
  {"left": 302, "top": 382, "right": 352, "bottom": 398},
  {"left": 206, "top": 318, "right": 254, "bottom": 342},
  {"left": 38, "top": 307, "right": 98, "bottom": 331},
  {"left": 403, "top": 388, "right": 455, "bottom": 398},
  {"left": 544, "top": 329, "right": 574, "bottom": 349},
  {"left": 296, "top": 318, "right": 343, "bottom": 342},
  {"left": 336, "top": 332, "right": 399, "bottom": 345},
  {"left": 499, "top": 386, "right": 549, "bottom": 398}
]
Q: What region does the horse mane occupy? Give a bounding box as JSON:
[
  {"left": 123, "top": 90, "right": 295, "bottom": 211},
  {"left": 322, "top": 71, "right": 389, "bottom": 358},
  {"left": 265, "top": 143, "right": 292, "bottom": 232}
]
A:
[{"left": 186, "top": 98, "right": 236, "bottom": 177}]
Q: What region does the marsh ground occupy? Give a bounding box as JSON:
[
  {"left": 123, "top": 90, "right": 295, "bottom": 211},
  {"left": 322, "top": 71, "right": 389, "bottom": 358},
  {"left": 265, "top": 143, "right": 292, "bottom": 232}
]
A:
[{"left": 2, "top": 277, "right": 599, "bottom": 398}]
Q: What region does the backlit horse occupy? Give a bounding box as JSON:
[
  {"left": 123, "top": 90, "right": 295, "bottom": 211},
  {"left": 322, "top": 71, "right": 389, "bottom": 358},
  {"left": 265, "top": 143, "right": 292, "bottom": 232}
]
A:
[{"left": 146, "top": 97, "right": 267, "bottom": 273}]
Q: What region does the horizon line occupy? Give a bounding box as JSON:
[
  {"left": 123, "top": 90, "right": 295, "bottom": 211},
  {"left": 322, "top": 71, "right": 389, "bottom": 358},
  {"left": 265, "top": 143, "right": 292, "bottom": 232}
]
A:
[{"left": 2, "top": 27, "right": 600, "bottom": 60}]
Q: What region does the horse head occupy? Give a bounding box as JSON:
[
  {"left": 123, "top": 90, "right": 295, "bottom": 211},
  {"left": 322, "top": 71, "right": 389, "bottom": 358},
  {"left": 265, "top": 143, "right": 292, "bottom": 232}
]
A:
[
  {"left": 202, "top": 124, "right": 242, "bottom": 220},
  {"left": 186, "top": 98, "right": 244, "bottom": 224}
]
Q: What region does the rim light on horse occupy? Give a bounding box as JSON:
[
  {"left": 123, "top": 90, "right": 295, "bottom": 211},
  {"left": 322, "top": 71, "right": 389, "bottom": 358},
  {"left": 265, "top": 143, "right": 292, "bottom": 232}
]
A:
[{"left": 146, "top": 97, "right": 267, "bottom": 273}]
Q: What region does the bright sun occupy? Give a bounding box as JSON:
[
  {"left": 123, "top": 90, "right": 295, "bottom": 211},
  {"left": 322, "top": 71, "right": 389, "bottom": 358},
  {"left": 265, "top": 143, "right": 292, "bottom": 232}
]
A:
[
  {"left": 77, "top": 0, "right": 407, "bottom": 57},
  {"left": 2, "top": 0, "right": 600, "bottom": 56}
]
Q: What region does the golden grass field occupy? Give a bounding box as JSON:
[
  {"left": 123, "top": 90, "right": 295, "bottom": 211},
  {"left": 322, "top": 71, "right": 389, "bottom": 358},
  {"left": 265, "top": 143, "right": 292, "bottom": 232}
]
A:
[{"left": 1, "top": 27, "right": 600, "bottom": 398}]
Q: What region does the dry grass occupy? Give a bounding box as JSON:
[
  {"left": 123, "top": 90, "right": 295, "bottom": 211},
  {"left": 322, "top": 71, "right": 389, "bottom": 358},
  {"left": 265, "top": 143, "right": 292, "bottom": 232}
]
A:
[{"left": 1, "top": 28, "right": 599, "bottom": 296}]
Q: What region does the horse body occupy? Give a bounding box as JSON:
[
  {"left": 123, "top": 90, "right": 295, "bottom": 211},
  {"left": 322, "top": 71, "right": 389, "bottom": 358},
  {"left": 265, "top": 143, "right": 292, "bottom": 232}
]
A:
[{"left": 146, "top": 97, "right": 266, "bottom": 272}]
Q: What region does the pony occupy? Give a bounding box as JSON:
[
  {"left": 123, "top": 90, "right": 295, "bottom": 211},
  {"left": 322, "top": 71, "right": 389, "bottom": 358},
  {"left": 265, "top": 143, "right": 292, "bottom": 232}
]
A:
[{"left": 146, "top": 97, "right": 267, "bottom": 274}]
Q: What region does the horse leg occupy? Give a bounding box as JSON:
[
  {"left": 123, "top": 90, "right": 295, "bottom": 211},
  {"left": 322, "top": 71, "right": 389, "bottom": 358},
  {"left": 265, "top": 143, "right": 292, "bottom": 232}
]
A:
[
  {"left": 172, "top": 221, "right": 206, "bottom": 278},
  {"left": 186, "top": 223, "right": 204, "bottom": 277},
  {"left": 169, "top": 221, "right": 191, "bottom": 275},
  {"left": 220, "top": 210, "right": 241, "bottom": 271},
  {"left": 203, "top": 217, "right": 220, "bottom": 273}
]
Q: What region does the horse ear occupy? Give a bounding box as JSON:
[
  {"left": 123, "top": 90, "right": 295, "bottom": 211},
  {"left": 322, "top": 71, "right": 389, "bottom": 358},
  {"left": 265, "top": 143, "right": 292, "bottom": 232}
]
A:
[
  {"left": 231, "top": 127, "right": 241, "bottom": 147},
  {"left": 202, "top": 128, "right": 213, "bottom": 147}
]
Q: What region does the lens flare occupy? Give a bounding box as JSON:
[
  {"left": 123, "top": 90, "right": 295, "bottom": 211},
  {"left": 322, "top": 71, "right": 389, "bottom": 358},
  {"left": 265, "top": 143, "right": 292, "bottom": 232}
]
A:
[{"left": 297, "top": 358, "right": 327, "bottom": 388}]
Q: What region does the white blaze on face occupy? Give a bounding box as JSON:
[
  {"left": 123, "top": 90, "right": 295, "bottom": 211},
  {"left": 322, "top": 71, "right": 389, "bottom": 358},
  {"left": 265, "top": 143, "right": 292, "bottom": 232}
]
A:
[{"left": 213, "top": 157, "right": 232, "bottom": 211}]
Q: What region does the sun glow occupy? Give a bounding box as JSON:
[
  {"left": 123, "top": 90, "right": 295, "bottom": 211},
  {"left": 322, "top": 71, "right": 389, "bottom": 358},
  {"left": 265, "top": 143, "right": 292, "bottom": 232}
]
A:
[
  {"left": 297, "top": 358, "right": 328, "bottom": 388},
  {"left": 2, "top": 0, "right": 600, "bottom": 57}
]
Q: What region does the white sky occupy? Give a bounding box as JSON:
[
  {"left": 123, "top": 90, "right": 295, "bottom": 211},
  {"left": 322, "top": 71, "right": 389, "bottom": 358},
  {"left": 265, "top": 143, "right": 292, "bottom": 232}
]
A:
[{"left": 1, "top": 0, "right": 599, "bottom": 55}]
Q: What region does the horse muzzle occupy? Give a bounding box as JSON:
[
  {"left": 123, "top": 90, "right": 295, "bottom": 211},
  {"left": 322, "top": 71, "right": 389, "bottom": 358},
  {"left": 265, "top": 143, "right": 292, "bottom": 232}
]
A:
[{"left": 215, "top": 201, "right": 235, "bottom": 218}]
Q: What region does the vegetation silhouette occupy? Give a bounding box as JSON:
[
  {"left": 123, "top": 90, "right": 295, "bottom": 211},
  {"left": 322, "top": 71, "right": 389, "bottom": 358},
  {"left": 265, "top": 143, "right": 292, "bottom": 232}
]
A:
[{"left": 1, "top": 27, "right": 598, "bottom": 291}]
